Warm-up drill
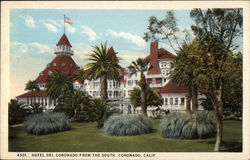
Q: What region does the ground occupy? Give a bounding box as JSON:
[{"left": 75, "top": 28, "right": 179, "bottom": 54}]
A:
[{"left": 9, "top": 120, "right": 242, "bottom": 152}]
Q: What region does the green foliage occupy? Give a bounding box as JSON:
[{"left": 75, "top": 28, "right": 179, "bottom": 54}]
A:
[
  {"left": 46, "top": 70, "right": 73, "bottom": 100},
  {"left": 25, "top": 80, "right": 40, "bottom": 91},
  {"left": 85, "top": 42, "right": 122, "bottom": 80},
  {"left": 190, "top": 9, "right": 242, "bottom": 50},
  {"left": 103, "top": 114, "right": 152, "bottom": 136},
  {"left": 129, "top": 86, "right": 163, "bottom": 108},
  {"left": 28, "top": 103, "right": 44, "bottom": 114},
  {"left": 24, "top": 113, "right": 70, "bottom": 135},
  {"left": 8, "top": 99, "right": 29, "bottom": 125},
  {"left": 160, "top": 111, "right": 216, "bottom": 139},
  {"left": 128, "top": 58, "right": 149, "bottom": 116},
  {"left": 90, "top": 99, "right": 118, "bottom": 128},
  {"left": 85, "top": 42, "right": 122, "bottom": 101},
  {"left": 223, "top": 52, "right": 242, "bottom": 111}
]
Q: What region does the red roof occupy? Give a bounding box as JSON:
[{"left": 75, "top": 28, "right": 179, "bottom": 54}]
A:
[
  {"left": 17, "top": 90, "right": 48, "bottom": 98},
  {"left": 35, "top": 55, "right": 79, "bottom": 83},
  {"left": 56, "top": 34, "right": 72, "bottom": 47},
  {"left": 145, "top": 48, "right": 176, "bottom": 61},
  {"left": 158, "top": 48, "right": 177, "bottom": 60},
  {"left": 159, "top": 80, "right": 187, "bottom": 94}
]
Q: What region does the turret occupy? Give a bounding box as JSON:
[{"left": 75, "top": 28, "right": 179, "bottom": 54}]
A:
[{"left": 54, "top": 33, "right": 74, "bottom": 56}]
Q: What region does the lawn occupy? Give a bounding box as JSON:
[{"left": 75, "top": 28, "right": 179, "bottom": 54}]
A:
[{"left": 9, "top": 120, "right": 242, "bottom": 152}]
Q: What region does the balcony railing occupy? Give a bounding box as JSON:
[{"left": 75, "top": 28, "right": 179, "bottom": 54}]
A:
[
  {"left": 145, "top": 74, "right": 162, "bottom": 78},
  {"left": 54, "top": 48, "right": 74, "bottom": 55},
  {"left": 149, "top": 83, "right": 163, "bottom": 88}
]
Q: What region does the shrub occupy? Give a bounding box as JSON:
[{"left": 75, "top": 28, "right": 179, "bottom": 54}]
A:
[
  {"left": 159, "top": 111, "right": 216, "bottom": 139},
  {"left": 103, "top": 114, "right": 152, "bottom": 136},
  {"left": 24, "top": 113, "right": 70, "bottom": 135}
]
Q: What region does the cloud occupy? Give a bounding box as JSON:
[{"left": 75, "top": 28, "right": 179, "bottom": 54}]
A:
[
  {"left": 107, "top": 29, "right": 146, "bottom": 48},
  {"left": 30, "top": 42, "right": 52, "bottom": 54},
  {"left": 80, "top": 25, "right": 99, "bottom": 42},
  {"left": 118, "top": 50, "right": 148, "bottom": 66},
  {"left": 11, "top": 41, "right": 51, "bottom": 55},
  {"left": 11, "top": 42, "right": 29, "bottom": 53},
  {"left": 19, "top": 15, "right": 36, "bottom": 28},
  {"left": 41, "top": 19, "right": 76, "bottom": 33},
  {"left": 43, "top": 22, "right": 58, "bottom": 32}
]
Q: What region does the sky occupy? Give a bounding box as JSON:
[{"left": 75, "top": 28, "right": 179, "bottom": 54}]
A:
[{"left": 9, "top": 9, "right": 242, "bottom": 98}]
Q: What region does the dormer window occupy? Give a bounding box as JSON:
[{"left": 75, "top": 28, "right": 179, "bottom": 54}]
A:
[
  {"left": 53, "top": 63, "right": 56, "bottom": 66},
  {"left": 48, "top": 70, "right": 52, "bottom": 75}
]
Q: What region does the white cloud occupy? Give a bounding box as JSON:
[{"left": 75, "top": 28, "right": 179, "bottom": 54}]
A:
[
  {"left": 19, "top": 15, "right": 36, "bottom": 28},
  {"left": 66, "top": 23, "right": 76, "bottom": 34},
  {"left": 43, "top": 23, "right": 58, "bottom": 32},
  {"left": 11, "top": 42, "right": 51, "bottom": 55},
  {"left": 42, "top": 18, "right": 76, "bottom": 34},
  {"left": 80, "top": 25, "right": 99, "bottom": 42},
  {"left": 107, "top": 29, "right": 146, "bottom": 48},
  {"left": 30, "top": 42, "right": 52, "bottom": 54},
  {"left": 118, "top": 50, "right": 148, "bottom": 66},
  {"left": 11, "top": 42, "right": 29, "bottom": 53}
]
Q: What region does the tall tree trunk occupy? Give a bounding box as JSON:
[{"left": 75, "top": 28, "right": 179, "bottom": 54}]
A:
[
  {"left": 100, "top": 75, "right": 108, "bottom": 102},
  {"left": 186, "top": 87, "right": 191, "bottom": 114},
  {"left": 140, "top": 74, "right": 147, "bottom": 116},
  {"left": 214, "top": 85, "right": 224, "bottom": 151},
  {"left": 141, "top": 86, "right": 147, "bottom": 116},
  {"left": 191, "top": 86, "right": 198, "bottom": 114}
]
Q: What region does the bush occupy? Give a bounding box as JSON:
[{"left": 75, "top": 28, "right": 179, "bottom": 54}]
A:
[
  {"left": 159, "top": 111, "right": 216, "bottom": 139},
  {"left": 103, "top": 114, "right": 152, "bottom": 136},
  {"left": 24, "top": 113, "right": 70, "bottom": 135}
]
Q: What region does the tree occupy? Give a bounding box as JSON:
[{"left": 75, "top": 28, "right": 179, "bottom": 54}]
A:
[
  {"left": 128, "top": 58, "right": 149, "bottom": 116},
  {"left": 8, "top": 99, "right": 29, "bottom": 125},
  {"left": 25, "top": 80, "right": 40, "bottom": 92},
  {"left": 85, "top": 42, "right": 122, "bottom": 102},
  {"left": 222, "top": 52, "right": 242, "bottom": 112},
  {"left": 143, "top": 10, "right": 198, "bottom": 113},
  {"left": 190, "top": 8, "right": 243, "bottom": 151},
  {"left": 169, "top": 41, "right": 198, "bottom": 113},
  {"left": 73, "top": 68, "right": 87, "bottom": 90},
  {"left": 190, "top": 35, "right": 231, "bottom": 151},
  {"left": 130, "top": 86, "right": 163, "bottom": 108},
  {"left": 190, "top": 9, "right": 243, "bottom": 51},
  {"left": 90, "top": 99, "right": 118, "bottom": 128},
  {"left": 45, "top": 70, "right": 73, "bottom": 111},
  {"left": 29, "top": 103, "right": 44, "bottom": 114}
]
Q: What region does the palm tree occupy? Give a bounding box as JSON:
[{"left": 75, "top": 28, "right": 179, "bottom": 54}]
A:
[
  {"left": 73, "top": 68, "right": 87, "bottom": 90},
  {"left": 29, "top": 103, "right": 44, "bottom": 114},
  {"left": 45, "top": 70, "right": 73, "bottom": 111},
  {"left": 25, "top": 80, "right": 40, "bottom": 92},
  {"left": 130, "top": 86, "right": 163, "bottom": 108},
  {"left": 169, "top": 41, "right": 198, "bottom": 114},
  {"left": 8, "top": 99, "right": 29, "bottom": 125},
  {"left": 85, "top": 42, "right": 122, "bottom": 102},
  {"left": 128, "top": 58, "right": 149, "bottom": 116}
]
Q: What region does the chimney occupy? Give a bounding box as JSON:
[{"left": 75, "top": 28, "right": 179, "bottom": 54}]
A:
[{"left": 150, "top": 41, "right": 158, "bottom": 60}]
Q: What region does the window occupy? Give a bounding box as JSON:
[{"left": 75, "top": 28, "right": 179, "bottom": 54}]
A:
[
  {"left": 48, "top": 71, "right": 52, "bottom": 75},
  {"left": 165, "top": 98, "right": 168, "bottom": 105},
  {"left": 53, "top": 63, "right": 56, "bottom": 66},
  {"left": 170, "top": 98, "right": 173, "bottom": 105},
  {"left": 61, "top": 63, "right": 65, "bottom": 66},
  {"left": 175, "top": 98, "right": 178, "bottom": 105},
  {"left": 181, "top": 98, "right": 185, "bottom": 105},
  {"left": 152, "top": 78, "right": 156, "bottom": 84}
]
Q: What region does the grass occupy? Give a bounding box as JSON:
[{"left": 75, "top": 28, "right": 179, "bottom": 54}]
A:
[{"left": 9, "top": 120, "right": 242, "bottom": 152}]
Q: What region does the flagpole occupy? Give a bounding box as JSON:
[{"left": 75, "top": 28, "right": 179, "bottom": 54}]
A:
[{"left": 63, "top": 14, "right": 65, "bottom": 34}]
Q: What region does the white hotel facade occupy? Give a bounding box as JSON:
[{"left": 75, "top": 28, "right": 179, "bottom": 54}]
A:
[{"left": 17, "top": 34, "right": 203, "bottom": 115}]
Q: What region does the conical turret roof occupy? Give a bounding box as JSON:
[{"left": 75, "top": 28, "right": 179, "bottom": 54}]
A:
[{"left": 56, "top": 33, "right": 72, "bottom": 47}]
